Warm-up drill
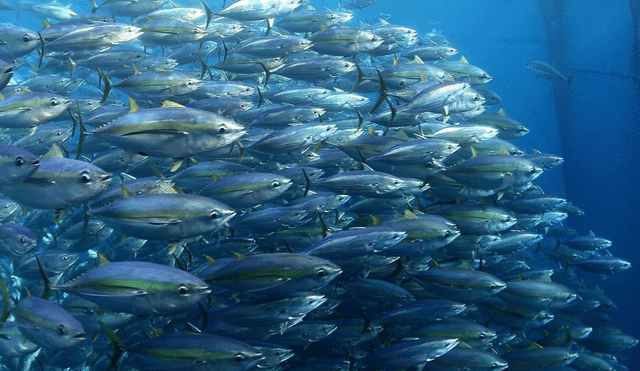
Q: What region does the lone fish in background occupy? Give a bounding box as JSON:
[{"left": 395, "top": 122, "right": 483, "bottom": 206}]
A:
[{"left": 525, "top": 60, "right": 574, "bottom": 87}]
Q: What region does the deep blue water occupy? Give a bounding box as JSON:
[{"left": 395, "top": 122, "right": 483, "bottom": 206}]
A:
[{"left": 1, "top": 0, "right": 639, "bottom": 366}]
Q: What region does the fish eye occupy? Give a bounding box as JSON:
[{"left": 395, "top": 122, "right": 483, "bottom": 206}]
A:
[
  {"left": 504, "top": 216, "right": 511, "bottom": 222},
  {"left": 271, "top": 181, "right": 280, "bottom": 188},
  {"left": 218, "top": 126, "right": 226, "bottom": 134},
  {"left": 316, "top": 268, "right": 327, "bottom": 277},
  {"left": 56, "top": 325, "right": 66, "bottom": 335},
  {"left": 50, "top": 98, "right": 59, "bottom": 106},
  {"left": 19, "top": 236, "right": 25, "bottom": 243},
  {"left": 234, "top": 353, "right": 245, "bottom": 362},
  {"left": 210, "top": 210, "right": 220, "bottom": 219},
  {"left": 177, "top": 285, "right": 189, "bottom": 295},
  {"left": 63, "top": 256, "right": 69, "bottom": 260},
  {"left": 529, "top": 167, "right": 537, "bottom": 174},
  {"left": 274, "top": 350, "right": 282, "bottom": 356},
  {"left": 444, "top": 230, "right": 451, "bottom": 238},
  {"left": 15, "top": 156, "right": 24, "bottom": 167},
  {"left": 81, "top": 172, "right": 92, "bottom": 183},
  {"left": 478, "top": 333, "right": 487, "bottom": 339},
  {"left": 23, "top": 34, "right": 31, "bottom": 42}
]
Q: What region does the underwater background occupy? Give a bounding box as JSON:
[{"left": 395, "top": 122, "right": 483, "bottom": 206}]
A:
[{"left": 1, "top": 0, "right": 638, "bottom": 368}]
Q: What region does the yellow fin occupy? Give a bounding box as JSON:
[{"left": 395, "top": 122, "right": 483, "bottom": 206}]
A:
[
  {"left": 411, "top": 55, "right": 424, "bottom": 64},
  {"left": 432, "top": 260, "right": 442, "bottom": 269},
  {"left": 527, "top": 342, "right": 543, "bottom": 350},
  {"left": 121, "top": 184, "right": 133, "bottom": 198},
  {"left": 469, "top": 146, "right": 479, "bottom": 158},
  {"left": 389, "top": 129, "right": 409, "bottom": 141},
  {"left": 167, "top": 241, "right": 180, "bottom": 255},
  {"left": 456, "top": 341, "right": 472, "bottom": 349},
  {"left": 505, "top": 343, "right": 513, "bottom": 352},
  {"left": 150, "top": 326, "right": 162, "bottom": 338},
  {"left": 392, "top": 56, "right": 398, "bottom": 65},
  {"left": 204, "top": 255, "right": 216, "bottom": 265},
  {"left": 367, "top": 127, "right": 378, "bottom": 136},
  {"left": 320, "top": 25, "right": 328, "bottom": 31},
  {"left": 133, "top": 65, "right": 142, "bottom": 75},
  {"left": 496, "top": 146, "right": 511, "bottom": 155},
  {"left": 402, "top": 209, "right": 418, "bottom": 220},
  {"left": 231, "top": 251, "right": 246, "bottom": 260},
  {"left": 41, "top": 20, "right": 51, "bottom": 28},
  {"left": 128, "top": 97, "right": 139, "bottom": 113},
  {"left": 370, "top": 215, "right": 381, "bottom": 225},
  {"left": 97, "top": 253, "right": 110, "bottom": 265},
  {"left": 40, "top": 143, "right": 64, "bottom": 160},
  {"left": 161, "top": 100, "right": 185, "bottom": 108},
  {"left": 170, "top": 158, "right": 185, "bottom": 172}
]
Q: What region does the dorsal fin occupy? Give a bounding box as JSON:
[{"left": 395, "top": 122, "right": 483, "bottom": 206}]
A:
[
  {"left": 378, "top": 18, "right": 390, "bottom": 25},
  {"left": 40, "top": 143, "right": 64, "bottom": 159},
  {"left": 411, "top": 55, "right": 424, "bottom": 64},
  {"left": 402, "top": 209, "right": 418, "bottom": 219},
  {"left": 389, "top": 129, "right": 409, "bottom": 141},
  {"left": 459, "top": 55, "right": 469, "bottom": 64},
  {"left": 588, "top": 230, "right": 595, "bottom": 237},
  {"left": 497, "top": 107, "right": 507, "bottom": 116},
  {"left": 25, "top": 287, "right": 32, "bottom": 297},
  {"left": 456, "top": 341, "right": 472, "bottom": 349},
  {"left": 97, "top": 253, "right": 110, "bottom": 265},
  {"left": 532, "top": 148, "right": 541, "bottom": 154}
]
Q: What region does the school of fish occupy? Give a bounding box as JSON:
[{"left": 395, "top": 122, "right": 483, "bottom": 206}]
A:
[{"left": 0, "top": 0, "right": 636, "bottom": 370}]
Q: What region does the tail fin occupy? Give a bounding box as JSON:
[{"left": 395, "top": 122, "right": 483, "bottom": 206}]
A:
[
  {"left": 567, "top": 75, "right": 574, "bottom": 89},
  {"left": 35, "top": 256, "right": 53, "bottom": 301},
  {"left": 100, "top": 322, "right": 124, "bottom": 371},
  {"left": 97, "top": 68, "right": 112, "bottom": 104}
]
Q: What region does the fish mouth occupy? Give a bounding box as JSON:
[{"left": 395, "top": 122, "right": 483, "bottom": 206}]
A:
[{"left": 73, "top": 333, "right": 86, "bottom": 340}]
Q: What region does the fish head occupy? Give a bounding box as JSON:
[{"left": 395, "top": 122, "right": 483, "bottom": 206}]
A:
[{"left": 0, "top": 144, "right": 40, "bottom": 184}]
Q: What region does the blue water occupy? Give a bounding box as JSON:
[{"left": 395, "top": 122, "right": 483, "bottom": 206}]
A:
[{"left": 2, "top": 0, "right": 639, "bottom": 366}]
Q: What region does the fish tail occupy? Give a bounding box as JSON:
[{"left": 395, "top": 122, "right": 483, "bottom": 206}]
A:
[
  {"left": 100, "top": 322, "right": 124, "bottom": 371},
  {"left": 97, "top": 68, "right": 112, "bottom": 104},
  {"left": 35, "top": 255, "right": 54, "bottom": 301}
]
